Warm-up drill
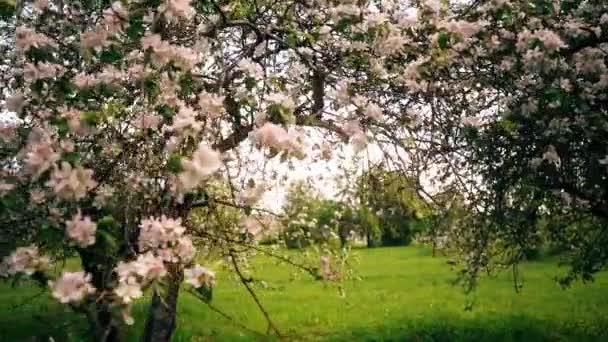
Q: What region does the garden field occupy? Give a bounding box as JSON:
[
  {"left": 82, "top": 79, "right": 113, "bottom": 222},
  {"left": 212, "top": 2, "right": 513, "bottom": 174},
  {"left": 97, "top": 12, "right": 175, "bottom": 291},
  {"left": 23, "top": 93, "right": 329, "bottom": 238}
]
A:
[{"left": 2, "top": 245, "right": 608, "bottom": 341}]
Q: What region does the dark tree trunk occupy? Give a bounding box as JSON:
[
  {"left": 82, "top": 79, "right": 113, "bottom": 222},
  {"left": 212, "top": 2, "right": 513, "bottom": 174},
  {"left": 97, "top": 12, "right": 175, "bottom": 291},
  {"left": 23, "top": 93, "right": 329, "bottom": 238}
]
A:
[
  {"left": 94, "top": 302, "right": 122, "bottom": 342},
  {"left": 142, "top": 271, "right": 182, "bottom": 342},
  {"left": 78, "top": 249, "right": 122, "bottom": 342}
]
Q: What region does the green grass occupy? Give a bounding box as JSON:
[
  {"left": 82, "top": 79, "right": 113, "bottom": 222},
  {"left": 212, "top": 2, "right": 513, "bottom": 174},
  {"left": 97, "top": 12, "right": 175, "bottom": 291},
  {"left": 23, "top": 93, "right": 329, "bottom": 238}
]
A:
[{"left": 2, "top": 245, "right": 608, "bottom": 341}]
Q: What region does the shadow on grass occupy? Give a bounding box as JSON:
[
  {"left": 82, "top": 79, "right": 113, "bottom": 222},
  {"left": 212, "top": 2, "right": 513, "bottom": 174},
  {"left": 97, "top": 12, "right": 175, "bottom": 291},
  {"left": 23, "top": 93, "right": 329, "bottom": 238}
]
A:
[
  {"left": 322, "top": 315, "right": 608, "bottom": 342},
  {"left": 3, "top": 310, "right": 608, "bottom": 342}
]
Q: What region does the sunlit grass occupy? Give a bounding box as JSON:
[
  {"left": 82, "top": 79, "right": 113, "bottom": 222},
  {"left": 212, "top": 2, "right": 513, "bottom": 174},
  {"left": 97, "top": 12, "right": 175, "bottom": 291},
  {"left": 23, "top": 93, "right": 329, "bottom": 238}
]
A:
[{"left": 2, "top": 245, "right": 608, "bottom": 341}]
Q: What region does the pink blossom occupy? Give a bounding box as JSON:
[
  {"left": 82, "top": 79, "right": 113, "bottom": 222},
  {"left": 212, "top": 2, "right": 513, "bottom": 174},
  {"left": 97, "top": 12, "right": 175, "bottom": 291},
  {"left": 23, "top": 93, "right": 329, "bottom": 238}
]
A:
[
  {"left": 15, "top": 26, "right": 56, "bottom": 51},
  {"left": 178, "top": 143, "right": 222, "bottom": 191},
  {"left": 80, "top": 29, "right": 110, "bottom": 52},
  {"left": 160, "top": 216, "right": 186, "bottom": 239},
  {"left": 0, "top": 181, "right": 15, "bottom": 196},
  {"left": 139, "top": 218, "right": 166, "bottom": 250},
  {"left": 60, "top": 140, "right": 75, "bottom": 153},
  {"left": 107, "top": 1, "right": 128, "bottom": 21},
  {"left": 239, "top": 183, "right": 267, "bottom": 206},
  {"left": 121, "top": 304, "right": 135, "bottom": 325},
  {"left": 23, "top": 62, "right": 63, "bottom": 82},
  {"left": 250, "top": 123, "right": 306, "bottom": 159},
  {"left": 172, "top": 46, "right": 199, "bottom": 70},
  {"left": 98, "top": 65, "right": 123, "bottom": 85},
  {"left": 2, "top": 245, "right": 49, "bottom": 276},
  {"left": 46, "top": 162, "right": 97, "bottom": 200},
  {"left": 33, "top": 0, "right": 49, "bottom": 11},
  {"left": 5, "top": 93, "right": 26, "bottom": 112},
  {"left": 134, "top": 252, "right": 167, "bottom": 281},
  {"left": 184, "top": 265, "right": 215, "bottom": 288},
  {"left": 141, "top": 34, "right": 163, "bottom": 51},
  {"left": 251, "top": 123, "right": 289, "bottom": 148},
  {"left": 114, "top": 252, "right": 167, "bottom": 284},
  {"left": 330, "top": 4, "right": 361, "bottom": 20},
  {"left": 61, "top": 108, "right": 86, "bottom": 134},
  {"left": 50, "top": 271, "right": 96, "bottom": 303},
  {"left": 0, "top": 121, "right": 18, "bottom": 142},
  {"left": 114, "top": 261, "right": 137, "bottom": 282},
  {"left": 114, "top": 277, "right": 143, "bottom": 303},
  {"left": 535, "top": 29, "right": 567, "bottom": 52},
  {"left": 441, "top": 20, "right": 484, "bottom": 40},
  {"left": 321, "top": 143, "right": 333, "bottom": 160},
  {"left": 30, "top": 189, "right": 46, "bottom": 204},
  {"left": 266, "top": 93, "right": 295, "bottom": 111},
  {"left": 159, "top": 0, "right": 194, "bottom": 21},
  {"left": 364, "top": 102, "right": 383, "bottom": 120},
  {"left": 65, "top": 210, "right": 97, "bottom": 247},
  {"left": 165, "top": 106, "right": 202, "bottom": 137},
  {"left": 542, "top": 145, "right": 561, "bottom": 166},
  {"left": 141, "top": 34, "right": 197, "bottom": 69},
  {"left": 72, "top": 72, "right": 99, "bottom": 89},
  {"left": 237, "top": 58, "right": 264, "bottom": 79},
  {"left": 131, "top": 113, "right": 161, "bottom": 130},
  {"left": 342, "top": 120, "right": 367, "bottom": 152},
  {"left": 24, "top": 140, "right": 60, "bottom": 178},
  {"left": 462, "top": 116, "right": 482, "bottom": 127},
  {"left": 198, "top": 91, "right": 225, "bottom": 118},
  {"left": 174, "top": 236, "right": 196, "bottom": 262},
  {"left": 138, "top": 216, "right": 186, "bottom": 250}
]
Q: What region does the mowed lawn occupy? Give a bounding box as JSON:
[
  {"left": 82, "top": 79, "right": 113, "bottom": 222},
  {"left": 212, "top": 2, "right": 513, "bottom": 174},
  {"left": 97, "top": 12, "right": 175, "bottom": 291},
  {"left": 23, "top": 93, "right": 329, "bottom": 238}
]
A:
[{"left": 2, "top": 245, "right": 608, "bottom": 341}]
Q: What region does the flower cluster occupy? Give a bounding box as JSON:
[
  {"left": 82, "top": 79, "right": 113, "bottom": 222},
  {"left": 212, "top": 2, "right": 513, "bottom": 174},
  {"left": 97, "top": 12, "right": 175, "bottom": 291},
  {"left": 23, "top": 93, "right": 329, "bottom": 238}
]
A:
[
  {"left": 250, "top": 123, "right": 306, "bottom": 159},
  {"left": 184, "top": 265, "right": 215, "bottom": 288},
  {"left": 80, "top": 1, "right": 128, "bottom": 52},
  {"left": 45, "top": 162, "right": 97, "bottom": 200},
  {"left": 113, "top": 252, "right": 167, "bottom": 304},
  {"left": 65, "top": 211, "right": 97, "bottom": 248},
  {"left": 141, "top": 34, "right": 199, "bottom": 70},
  {"left": 0, "top": 245, "right": 49, "bottom": 276},
  {"left": 178, "top": 143, "right": 222, "bottom": 192},
  {"left": 49, "top": 271, "right": 96, "bottom": 304},
  {"left": 138, "top": 216, "right": 186, "bottom": 250}
]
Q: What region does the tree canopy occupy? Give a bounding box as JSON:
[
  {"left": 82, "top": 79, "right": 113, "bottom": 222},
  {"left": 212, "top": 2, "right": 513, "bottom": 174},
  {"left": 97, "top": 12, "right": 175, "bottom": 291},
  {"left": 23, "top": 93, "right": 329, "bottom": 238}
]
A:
[{"left": 1, "top": 0, "right": 608, "bottom": 340}]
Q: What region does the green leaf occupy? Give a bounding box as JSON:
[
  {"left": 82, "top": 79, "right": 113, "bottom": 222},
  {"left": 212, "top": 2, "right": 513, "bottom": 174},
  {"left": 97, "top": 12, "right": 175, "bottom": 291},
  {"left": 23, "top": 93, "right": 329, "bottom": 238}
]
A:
[
  {"left": 143, "top": 77, "right": 160, "bottom": 100},
  {"left": 82, "top": 111, "right": 101, "bottom": 127},
  {"left": 167, "top": 154, "right": 183, "bottom": 173},
  {"left": 157, "top": 104, "right": 175, "bottom": 119},
  {"left": 0, "top": 0, "right": 15, "bottom": 19},
  {"left": 438, "top": 32, "right": 450, "bottom": 49},
  {"left": 98, "top": 230, "right": 118, "bottom": 251},
  {"left": 286, "top": 32, "right": 298, "bottom": 48},
  {"left": 98, "top": 215, "right": 118, "bottom": 231},
  {"left": 53, "top": 117, "right": 70, "bottom": 137},
  {"left": 336, "top": 18, "right": 351, "bottom": 33},
  {"left": 61, "top": 152, "right": 80, "bottom": 165},
  {"left": 99, "top": 46, "right": 123, "bottom": 64},
  {"left": 196, "top": 283, "right": 213, "bottom": 303}
]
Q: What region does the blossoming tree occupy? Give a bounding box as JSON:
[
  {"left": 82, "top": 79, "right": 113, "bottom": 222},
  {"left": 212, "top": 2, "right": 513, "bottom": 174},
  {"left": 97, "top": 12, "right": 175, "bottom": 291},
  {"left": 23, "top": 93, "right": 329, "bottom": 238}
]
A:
[{"left": 1, "top": 0, "right": 608, "bottom": 341}]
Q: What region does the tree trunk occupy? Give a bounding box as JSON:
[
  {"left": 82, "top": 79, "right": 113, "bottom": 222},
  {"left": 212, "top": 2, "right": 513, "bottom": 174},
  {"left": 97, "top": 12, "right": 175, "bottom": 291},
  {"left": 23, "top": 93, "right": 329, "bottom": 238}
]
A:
[
  {"left": 77, "top": 249, "right": 122, "bottom": 342},
  {"left": 95, "top": 302, "right": 122, "bottom": 342},
  {"left": 142, "top": 271, "right": 182, "bottom": 342}
]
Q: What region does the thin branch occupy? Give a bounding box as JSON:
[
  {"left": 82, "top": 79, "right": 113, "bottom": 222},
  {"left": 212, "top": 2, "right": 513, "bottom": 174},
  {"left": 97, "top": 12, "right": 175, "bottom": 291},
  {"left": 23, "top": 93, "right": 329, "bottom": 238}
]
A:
[{"left": 229, "top": 251, "right": 282, "bottom": 337}]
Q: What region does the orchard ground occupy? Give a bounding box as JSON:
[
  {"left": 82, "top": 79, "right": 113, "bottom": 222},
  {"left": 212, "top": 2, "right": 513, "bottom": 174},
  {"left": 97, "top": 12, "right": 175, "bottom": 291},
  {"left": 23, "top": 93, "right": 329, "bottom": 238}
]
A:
[{"left": 2, "top": 245, "right": 608, "bottom": 341}]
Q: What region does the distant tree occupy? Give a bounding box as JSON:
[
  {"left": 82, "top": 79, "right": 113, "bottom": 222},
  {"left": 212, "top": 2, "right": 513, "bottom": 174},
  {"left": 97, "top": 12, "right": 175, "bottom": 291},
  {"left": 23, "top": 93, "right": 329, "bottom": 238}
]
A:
[{"left": 356, "top": 166, "right": 429, "bottom": 247}]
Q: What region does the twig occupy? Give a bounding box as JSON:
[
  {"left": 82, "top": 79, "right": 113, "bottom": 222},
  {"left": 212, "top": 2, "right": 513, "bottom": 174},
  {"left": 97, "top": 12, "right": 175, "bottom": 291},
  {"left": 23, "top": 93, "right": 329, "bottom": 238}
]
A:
[
  {"left": 229, "top": 251, "right": 282, "bottom": 337},
  {"left": 10, "top": 290, "right": 46, "bottom": 310},
  {"left": 187, "top": 289, "right": 265, "bottom": 337}
]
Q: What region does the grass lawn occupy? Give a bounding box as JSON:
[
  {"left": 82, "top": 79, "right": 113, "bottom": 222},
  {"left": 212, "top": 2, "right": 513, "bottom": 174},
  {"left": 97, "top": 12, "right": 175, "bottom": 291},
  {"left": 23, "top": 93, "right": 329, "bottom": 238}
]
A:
[{"left": 2, "top": 245, "right": 608, "bottom": 341}]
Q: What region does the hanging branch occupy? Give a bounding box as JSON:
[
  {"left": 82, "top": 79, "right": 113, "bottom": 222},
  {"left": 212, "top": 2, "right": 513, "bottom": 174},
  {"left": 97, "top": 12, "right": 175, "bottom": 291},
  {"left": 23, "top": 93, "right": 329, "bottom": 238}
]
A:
[
  {"left": 228, "top": 250, "right": 282, "bottom": 337},
  {"left": 186, "top": 289, "right": 265, "bottom": 337}
]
